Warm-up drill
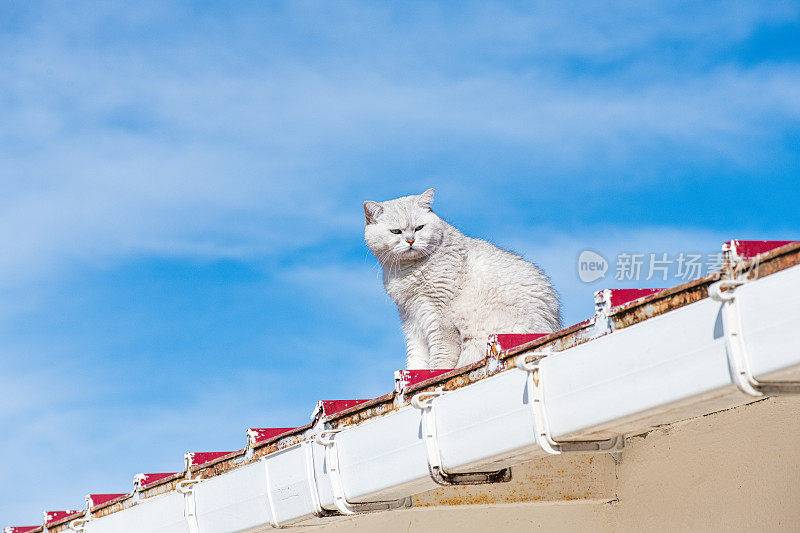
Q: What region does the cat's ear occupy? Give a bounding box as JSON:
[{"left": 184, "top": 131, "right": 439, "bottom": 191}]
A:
[
  {"left": 418, "top": 188, "right": 435, "bottom": 209},
  {"left": 363, "top": 201, "right": 384, "bottom": 224}
]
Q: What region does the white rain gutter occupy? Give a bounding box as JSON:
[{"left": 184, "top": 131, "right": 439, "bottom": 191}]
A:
[{"left": 81, "top": 263, "right": 800, "bottom": 532}]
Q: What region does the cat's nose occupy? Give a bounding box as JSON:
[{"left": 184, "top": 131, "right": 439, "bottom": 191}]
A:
[{"left": 406, "top": 238, "right": 415, "bottom": 245}]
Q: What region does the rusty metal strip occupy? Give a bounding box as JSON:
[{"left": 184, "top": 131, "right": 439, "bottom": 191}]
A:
[{"left": 42, "top": 241, "right": 800, "bottom": 532}]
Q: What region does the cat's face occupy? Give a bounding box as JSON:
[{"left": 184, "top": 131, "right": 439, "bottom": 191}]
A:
[{"left": 363, "top": 189, "right": 444, "bottom": 264}]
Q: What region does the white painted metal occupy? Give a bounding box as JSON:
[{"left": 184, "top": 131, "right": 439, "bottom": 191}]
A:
[
  {"left": 83, "top": 492, "right": 189, "bottom": 533},
  {"left": 175, "top": 480, "right": 200, "bottom": 533},
  {"left": 735, "top": 266, "right": 800, "bottom": 381},
  {"left": 308, "top": 439, "right": 337, "bottom": 512},
  {"left": 412, "top": 390, "right": 511, "bottom": 484},
  {"left": 545, "top": 296, "right": 734, "bottom": 438},
  {"left": 316, "top": 429, "right": 414, "bottom": 512},
  {"left": 70, "top": 264, "right": 800, "bottom": 531},
  {"left": 433, "top": 369, "right": 540, "bottom": 472},
  {"left": 515, "top": 353, "right": 624, "bottom": 454},
  {"left": 262, "top": 443, "right": 324, "bottom": 527},
  {"left": 333, "top": 406, "right": 433, "bottom": 502},
  {"left": 709, "top": 279, "right": 761, "bottom": 395},
  {"left": 412, "top": 392, "right": 447, "bottom": 481},
  {"left": 193, "top": 460, "right": 271, "bottom": 532},
  {"left": 315, "top": 430, "right": 354, "bottom": 515}
]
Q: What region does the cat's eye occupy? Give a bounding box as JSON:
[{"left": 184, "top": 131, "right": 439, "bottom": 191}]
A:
[
  {"left": 415, "top": 225, "right": 425, "bottom": 231},
  {"left": 389, "top": 229, "right": 402, "bottom": 234}
]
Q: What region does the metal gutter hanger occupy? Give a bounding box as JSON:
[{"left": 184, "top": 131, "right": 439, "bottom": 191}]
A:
[
  {"left": 315, "top": 430, "right": 412, "bottom": 515},
  {"left": 411, "top": 391, "right": 512, "bottom": 485},
  {"left": 176, "top": 479, "right": 200, "bottom": 533},
  {"left": 709, "top": 279, "right": 800, "bottom": 396},
  {"left": 515, "top": 352, "right": 624, "bottom": 454}
]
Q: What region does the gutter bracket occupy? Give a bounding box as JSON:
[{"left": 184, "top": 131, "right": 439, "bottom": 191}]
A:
[
  {"left": 515, "top": 353, "right": 625, "bottom": 454},
  {"left": 709, "top": 279, "right": 800, "bottom": 396},
  {"left": 176, "top": 479, "right": 201, "bottom": 533},
  {"left": 315, "top": 430, "right": 412, "bottom": 515},
  {"left": 411, "top": 391, "right": 512, "bottom": 486}
]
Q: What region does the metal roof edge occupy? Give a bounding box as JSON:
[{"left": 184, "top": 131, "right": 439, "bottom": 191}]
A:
[{"left": 11, "top": 239, "right": 800, "bottom": 532}]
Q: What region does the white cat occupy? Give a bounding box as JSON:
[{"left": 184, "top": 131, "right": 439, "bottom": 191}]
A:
[{"left": 364, "top": 189, "right": 561, "bottom": 369}]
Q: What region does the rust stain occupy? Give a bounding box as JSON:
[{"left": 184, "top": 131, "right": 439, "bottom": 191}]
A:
[
  {"left": 47, "top": 242, "right": 799, "bottom": 529},
  {"left": 252, "top": 431, "right": 310, "bottom": 460},
  {"left": 413, "top": 454, "right": 617, "bottom": 507}
]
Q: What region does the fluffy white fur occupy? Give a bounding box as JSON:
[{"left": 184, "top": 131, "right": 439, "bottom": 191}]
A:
[{"left": 364, "top": 189, "right": 561, "bottom": 369}]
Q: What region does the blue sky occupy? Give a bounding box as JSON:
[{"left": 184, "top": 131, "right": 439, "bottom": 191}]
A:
[{"left": 2, "top": 0, "right": 799, "bottom": 524}]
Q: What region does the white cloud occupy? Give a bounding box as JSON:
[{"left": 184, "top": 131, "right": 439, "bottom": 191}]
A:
[
  {"left": 1, "top": 2, "right": 798, "bottom": 297},
  {"left": 2, "top": 2, "right": 799, "bottom": 524}
]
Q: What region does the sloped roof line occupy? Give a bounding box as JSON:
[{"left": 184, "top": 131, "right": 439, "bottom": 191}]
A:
[{"left": 7, "top": 240, "right": 798, "bottom": 531}]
